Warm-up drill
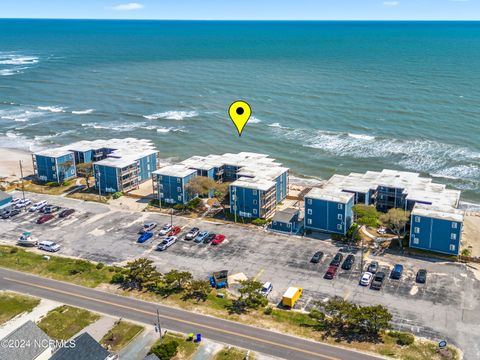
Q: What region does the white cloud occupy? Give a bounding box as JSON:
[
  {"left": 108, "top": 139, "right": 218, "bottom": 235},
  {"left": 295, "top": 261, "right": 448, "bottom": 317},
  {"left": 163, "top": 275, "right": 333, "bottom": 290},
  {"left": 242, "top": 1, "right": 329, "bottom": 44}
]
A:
[
  {"left": 383, "top": 1, "right": 399, "bottom": 6},
  {"left": 110, "top": 3, "right": 144, "bottom": 11}
]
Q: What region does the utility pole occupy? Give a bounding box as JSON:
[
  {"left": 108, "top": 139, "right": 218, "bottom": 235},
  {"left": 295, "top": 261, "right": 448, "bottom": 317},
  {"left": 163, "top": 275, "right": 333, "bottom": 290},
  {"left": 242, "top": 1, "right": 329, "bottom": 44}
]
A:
[
  {"left": 19, "top": 160, "right": 25, "bottom": 201},
  {"left": 233, "top": 188, "right": 237, "bottom": 223},
  {"left": 96, "top": 167, "right": 101, "bottom": 201},
  {"left": 170, "top": 207, "right": 173, "bottom": 226},
  {"left": 155, "top": 308, "right": 163, "bottom": 341}
]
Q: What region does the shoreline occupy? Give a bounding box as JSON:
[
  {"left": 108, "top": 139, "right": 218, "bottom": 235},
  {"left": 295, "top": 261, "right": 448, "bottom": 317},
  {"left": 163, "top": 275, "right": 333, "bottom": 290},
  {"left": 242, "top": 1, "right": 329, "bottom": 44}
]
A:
[{"left": 1, "top": 146, "right": 479, "bottom": 210}]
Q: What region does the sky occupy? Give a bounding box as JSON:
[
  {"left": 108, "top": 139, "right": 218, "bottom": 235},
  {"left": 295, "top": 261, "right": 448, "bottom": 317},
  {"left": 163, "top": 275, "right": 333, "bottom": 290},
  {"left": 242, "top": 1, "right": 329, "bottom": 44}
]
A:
[{"left": 1, "top": 0, "right": 479, "bottom": 20}]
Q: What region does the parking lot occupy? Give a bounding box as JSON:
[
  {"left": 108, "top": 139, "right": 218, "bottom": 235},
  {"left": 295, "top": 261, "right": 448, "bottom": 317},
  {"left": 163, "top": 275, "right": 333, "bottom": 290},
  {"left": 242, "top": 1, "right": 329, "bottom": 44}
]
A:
[{"left": 1, "top": 191, "right": 480, "bottom": 359}]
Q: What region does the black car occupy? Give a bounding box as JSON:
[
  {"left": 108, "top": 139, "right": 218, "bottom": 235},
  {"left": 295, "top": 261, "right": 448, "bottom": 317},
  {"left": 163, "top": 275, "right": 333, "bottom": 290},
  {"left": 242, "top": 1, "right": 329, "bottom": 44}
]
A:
[
  {"left": 43, "top": 205, "right": 61, "bottom": 214},
  {"left": 367, "top": 261, "right": 379, "bottom": 274},
  {"left": 58, "top": 208, "right": 75, "bottom": 218},
  {"left": 329, "top": 253, "right": 344, "bottom": 267},
  {"left": 370, "top": 271, "right": 386, "bottom": 290},
  {"left": 416, "top": 269, "right": 427, "bottom": 283},
  {"left": 341, "top": 254, "right": 355, "bottom": 270},
  {"left": 1, "top": 208, "right": 20, "bottom": 219},
  {"left": 310, "top": 251, "right": 324, "bottom": 263},
  {"left": 203, "top": 233, "right": 216, "bottom": 244},
  {"left": 390, "top": 264, "right": 404, "bottom": 279}
]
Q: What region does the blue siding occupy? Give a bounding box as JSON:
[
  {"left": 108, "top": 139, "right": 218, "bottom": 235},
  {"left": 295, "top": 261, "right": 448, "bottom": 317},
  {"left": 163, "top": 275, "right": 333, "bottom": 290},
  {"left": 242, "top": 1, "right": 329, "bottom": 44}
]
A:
[
  {"left": 56, "top": 154, "right": 76, "bottom": 182},
  {"left": 230, "top": 186, "right": 261, "bottom": 218},
  {"left": 157, "top": 172, "right": 197, "bottom": 204},
  {"left": 0, "top": 193, "right": 13, "bottom": 207},
  {"left": 35, "top": 155, "right": 57, "bottom": 182},
  {"left": 275, "top": 171, "right": 288, "bottom": 203},
  {"left": 95, "top": 164, "right": 119, "bottom": 193},
  {"left": 304, "top": 197, "right": 353, "bottom": 235},
  {"left": 410, "top": 214, "right": 462, "bottom": 255},
  {"left": 271, "top": 213, "right": 300, "bottom": 234}
]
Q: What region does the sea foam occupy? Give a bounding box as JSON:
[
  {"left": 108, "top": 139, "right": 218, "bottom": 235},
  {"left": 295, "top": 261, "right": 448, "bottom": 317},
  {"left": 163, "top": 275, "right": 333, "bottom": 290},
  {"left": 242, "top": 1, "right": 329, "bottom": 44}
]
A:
[
  {"left": 143, "top": 110, "right": 198, "bottom": 121},
  {"left": 72, "top": 109, "right": 95, "bottom": 115}
]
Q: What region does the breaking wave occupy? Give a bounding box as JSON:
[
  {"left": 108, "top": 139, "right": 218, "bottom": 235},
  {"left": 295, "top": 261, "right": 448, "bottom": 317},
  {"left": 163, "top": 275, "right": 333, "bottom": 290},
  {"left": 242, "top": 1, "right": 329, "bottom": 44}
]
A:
[
  {"left": 0, "top": 53, "right": 39, "bottom": 76},
  {"left": 143, "top": 110, "right": 198, "bottom": 121},
  {"left": 37, "top": 106, "right": 66, "bottom": 113},
  {"left": 0, "top": 109, "right": 45, "bottom": 122},
  {"left": 249, "top": 116, "right": 261, "bottom": 124},
  {"left": 72, "top": 109, "right": 95, "bottom": 115}
]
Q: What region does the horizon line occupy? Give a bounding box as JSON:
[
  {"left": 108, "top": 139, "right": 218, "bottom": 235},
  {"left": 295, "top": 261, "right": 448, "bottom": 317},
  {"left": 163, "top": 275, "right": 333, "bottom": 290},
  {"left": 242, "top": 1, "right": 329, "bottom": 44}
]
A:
[{"left": 1, "top": 18, "right": 480, "bottom": 22}]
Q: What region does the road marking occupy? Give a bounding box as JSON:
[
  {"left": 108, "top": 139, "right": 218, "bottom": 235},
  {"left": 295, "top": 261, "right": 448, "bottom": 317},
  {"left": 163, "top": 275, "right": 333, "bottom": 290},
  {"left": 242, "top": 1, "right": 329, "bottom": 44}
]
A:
[
  {"left": 253, "top": 268, "right": 264, "bottom": 281},
  {"left": 4, "top": 276, "right": 340, "bottom": 360}
]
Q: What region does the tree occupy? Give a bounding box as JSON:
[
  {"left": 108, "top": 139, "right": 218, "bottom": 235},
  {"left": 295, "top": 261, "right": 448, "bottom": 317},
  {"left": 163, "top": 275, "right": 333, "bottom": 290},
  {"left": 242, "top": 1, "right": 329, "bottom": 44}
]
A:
[
  {"left": 183, "top": 279, "right": 212, "bottom": 302},
  {"left": 58, "top": 160, "right": 74, "bottom": 183},
  {"left": 76, "top": 162, "right": 94, "bottom": 189},
  {"left": 360, "top": 305, "right": 392, "bottom": 337},
  {"left": 213, "top": 182, "right": 230, "bottom": 211},
  {"left": 163, "top": 270, "right": 193, "bottom": 292},
  {"left": 150, "top": 340, "right": 179, "bottom": 360},
  {"left": 380, "top": 208, "right": 410, "bottom": 248},
  {"left": 352, "top": 204, "right": 381, "bottom": 228},
  {"left": 237, "top": 280, "right": 268, "bottom": 310},
  {"left": 123, "top": 258, "right": 162, "bottom": 290},
  {"left": 185, "top": 176, "right": 217, "bottom": 198}
]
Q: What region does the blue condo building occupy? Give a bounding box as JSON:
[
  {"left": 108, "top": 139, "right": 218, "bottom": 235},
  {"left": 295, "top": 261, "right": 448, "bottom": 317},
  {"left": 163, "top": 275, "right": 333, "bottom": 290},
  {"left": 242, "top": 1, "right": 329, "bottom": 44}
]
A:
[
  {"left": 33, "top": 138, "right": 160, "bottom": 193},
  {"left": 152, "top": 152, "right": 289, "bottom": 219}
]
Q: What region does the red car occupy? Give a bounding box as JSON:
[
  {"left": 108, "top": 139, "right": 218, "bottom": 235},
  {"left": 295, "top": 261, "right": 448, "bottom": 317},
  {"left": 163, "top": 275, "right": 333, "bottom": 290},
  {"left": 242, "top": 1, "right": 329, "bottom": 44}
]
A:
[
  {"left": 37, "top": 214, "right": 54, "bottom": 224},
  {"left": 211, "top": 234, "right": 225, "bottom": 245},
  {"left": 324, "top": 265, "right": 338, "bottom": 280},
  {"left": 167, "top": 226, "right": 181, "bottom": 236}
]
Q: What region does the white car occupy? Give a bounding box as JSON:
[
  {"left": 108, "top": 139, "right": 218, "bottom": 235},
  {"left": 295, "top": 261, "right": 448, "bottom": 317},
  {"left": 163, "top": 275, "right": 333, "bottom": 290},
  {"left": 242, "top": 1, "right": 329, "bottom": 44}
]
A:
[
  {"left": 38, "top": 240, "right": 61, "bottom": 252},
  {"left": 158, "top": 224, "right": 173, "bottom": 236},
  {"left": 29, "top": 200, "right": 48, "bottom": 212},
  {"left": 359, "top": 272, "right": 373, "bottom": 286},
  {"left": 15, "top": 199, "right": 31, "bottom": 209},
  {"left": 140, "top": 222, "right": 157, "bottom": 233},
  {"left": 11, "top": 198, "right": 21, "bottom": 205},
  {"left": 260, "top": 282, "right": 273, "bottom": 297},
  {"left": 156, "top": 236, "right": 177, "bottom": 251}
]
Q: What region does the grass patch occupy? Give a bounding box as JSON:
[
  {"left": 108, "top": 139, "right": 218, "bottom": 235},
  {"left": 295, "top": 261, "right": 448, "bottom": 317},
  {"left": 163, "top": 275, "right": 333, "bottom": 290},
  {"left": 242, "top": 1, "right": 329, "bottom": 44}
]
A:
[
  {"left": 0, "top": 292, "right": 40, "bottom": 325},
  {"left": 67, "top": 190, "right": 109, "bottom": 203},
  {"left": 0, "top": 246, "right": 113, "bottom": 287},
  {"left": 213, "top": 347, "right": 249, "bottom": 360},
  {"left": 37, "top": 305, "right": 100, "bottom": 340},
  {"left": 149, "top": 332, "right": 199, "bottom": 360},
  {"left": 100, "top": 320, "right": 144, "bottom": 352},
  {"left": 23, "top": 181, "right": 78, "bottom": 196}
]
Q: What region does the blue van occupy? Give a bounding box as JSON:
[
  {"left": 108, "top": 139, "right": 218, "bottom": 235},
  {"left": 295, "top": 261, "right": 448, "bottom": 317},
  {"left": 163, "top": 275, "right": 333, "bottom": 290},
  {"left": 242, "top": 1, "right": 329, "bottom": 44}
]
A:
[{"left": 390, "top": 264, "right": 404, "bottom": 279}]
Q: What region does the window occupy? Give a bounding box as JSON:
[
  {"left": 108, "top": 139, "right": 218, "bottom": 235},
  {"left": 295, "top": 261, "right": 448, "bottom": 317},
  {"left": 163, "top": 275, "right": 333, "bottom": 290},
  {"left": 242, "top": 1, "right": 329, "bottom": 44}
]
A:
[
  {"left": 159, "top": 184, "right": 163, "bottom": 189},
  {"left": 178, "top": 195, "right": 182, "bottom": 201},
  {"left": 307, "top": 199, "right": 312, "bottom": 205},
  {"left": 287, "top": 223, "right": 291, "bottom": 228},
  {"left": 337, "top": 214, "right": 343, "bottom": 221},
  {"left": 307, "top": 219, "right": 312, "bottom": 225},
  {"left": 450, "top": 233, "right": 457, "bottom": 241},
  {"left": 449, "top": 244, "right": 456, "bottom": 252},
  {"left": 337, "top": 224, "right": 343, "bottom": 230},
  {"left": 253, "top": 209, "right": 257, "bottom": 214},
  {"left": 337, "top": 203, "right": 343, "bottom": 210},
  {"left": 452, "top": 222, "right": 458, "bottom": 229},
  {"left": 158, "top": 175, "right": 162, "bottom": 181},
  {"left": 307, "top": 209, "right": 312, "bottom": 215},
  {"left": 160, "top": 193, "right": 164, "bottom": 198},
  {"left": 177, "top": 178, "right": 181, "bottom": 183},
  {"left": 273, "top": 221, "right": 277, "bottom": 226},
  {"left": 253, "top": 190, "right": 257, "bottom": 195},
  {"left": 415, "top": 216, "right": 421, "bottom": 223},
  {"left": 414, "top": 227, "right": 420, "bottom": 234},
  {"left": 177, "top": 187, "right": 181, "bottom": 192},
  {"left": 52, "top": 166, "right": 55, "bottom": 171},
  {"left": 253, "top": 200, "right": 257, "bottom": 205},
  {"left": 413, "top": 238, "right": 419, "bottom": 245}
]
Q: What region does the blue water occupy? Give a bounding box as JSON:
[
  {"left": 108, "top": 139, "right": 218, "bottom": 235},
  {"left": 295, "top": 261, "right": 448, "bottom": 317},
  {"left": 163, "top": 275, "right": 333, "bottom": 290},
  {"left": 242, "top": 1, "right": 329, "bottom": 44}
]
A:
[{"left": 0, "top": 20, "right": 479, "bottom": 202}]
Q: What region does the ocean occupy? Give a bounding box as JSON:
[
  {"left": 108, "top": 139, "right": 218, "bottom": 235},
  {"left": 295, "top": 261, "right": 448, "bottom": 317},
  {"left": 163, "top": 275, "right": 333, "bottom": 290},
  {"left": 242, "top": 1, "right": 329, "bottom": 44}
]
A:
[{"left": 0, "top": 20, "right": 479, "bottom": 203}]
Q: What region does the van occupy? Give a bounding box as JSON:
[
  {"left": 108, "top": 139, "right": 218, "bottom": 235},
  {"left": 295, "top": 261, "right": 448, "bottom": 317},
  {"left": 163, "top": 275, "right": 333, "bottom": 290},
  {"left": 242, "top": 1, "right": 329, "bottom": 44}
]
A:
[
  {"left": 281, "top": 287, "right": 302, "bottom": 308},
  {"left": 260, "top": 282, "right": 273, "bottom": 297},
  {"left": 38, "top": 241, "right": 61, "bottom": 252}
]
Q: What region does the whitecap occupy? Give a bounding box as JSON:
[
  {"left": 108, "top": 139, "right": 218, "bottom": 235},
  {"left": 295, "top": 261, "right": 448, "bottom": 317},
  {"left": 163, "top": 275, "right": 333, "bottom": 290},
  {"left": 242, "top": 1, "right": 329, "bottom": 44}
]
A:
[
  {"left": 348, "top": 133, "right": 375, "bottom": 141},
  {"left": 37, "top": 106, "right": 66, "bottom": 113},
  {"left": 0, "top": 109, "right": 45, "bottom": 122},
  {"left": 156, "top": 127, "right": 187, "bottom": 134},
  {"left": 143, "top": 110, "right": 198, "bottom": 121},
  {"left": 249, "top": 116, "right": 261, "bottom": 124},
  {"left": 0, "top": 56, "right": 39, "bottom": 65},
  {"left": 72, "top": 109, "right": 95, "bottom": 115},
  {"left": 268, "top": 122, "right": 287, "bottom": 129}
]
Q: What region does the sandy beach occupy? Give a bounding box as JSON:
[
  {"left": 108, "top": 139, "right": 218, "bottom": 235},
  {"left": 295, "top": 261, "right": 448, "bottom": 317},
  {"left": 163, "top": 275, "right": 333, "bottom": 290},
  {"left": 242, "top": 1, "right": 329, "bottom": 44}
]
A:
[{"left": 0, "top": 147, "right": 34, "bottom": 182}]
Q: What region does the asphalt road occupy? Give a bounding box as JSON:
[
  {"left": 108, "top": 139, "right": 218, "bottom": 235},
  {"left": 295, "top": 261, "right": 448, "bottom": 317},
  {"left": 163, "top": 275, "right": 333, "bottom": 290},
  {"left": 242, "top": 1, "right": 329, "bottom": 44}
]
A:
[{"left": 0, "top": 267, "right": 382, "bottom": 360}]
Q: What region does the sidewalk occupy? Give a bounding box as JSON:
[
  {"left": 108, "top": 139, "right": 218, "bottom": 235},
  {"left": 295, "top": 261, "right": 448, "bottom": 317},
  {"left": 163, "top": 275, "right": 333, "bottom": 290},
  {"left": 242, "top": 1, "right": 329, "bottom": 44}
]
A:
[{"left": 73, "top": 314, "right": 117, "bottom": 341}]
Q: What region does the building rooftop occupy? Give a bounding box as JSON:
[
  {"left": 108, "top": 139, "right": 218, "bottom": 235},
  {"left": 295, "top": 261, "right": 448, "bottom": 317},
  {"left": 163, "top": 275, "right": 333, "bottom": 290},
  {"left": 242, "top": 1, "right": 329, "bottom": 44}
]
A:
[
  {"left": 35, "top": 138, "right": 158, "bottom": 169},
  {"left": 411, "top": 203, "right": 464, "bottom": 223},
  {"left": 322, "top": 169, "right": 460, "bottom": 209},
  {"left": 231, "top": 177, "right": 277, "bottom": 191},
  {"left": 50, "top": 332, "right": 111, "bottom": 360},
  {"left": 0, "top": 320, "right": 52, "bottom": 360},
  {"left": 306, "top": 187, "right": 355, "bottom": 204},
  {"left": 272, "top": 208, "right": 299, "bottom": 223},
  {"left": 153, "top": 164, "right": 197, "bottom": 178}
]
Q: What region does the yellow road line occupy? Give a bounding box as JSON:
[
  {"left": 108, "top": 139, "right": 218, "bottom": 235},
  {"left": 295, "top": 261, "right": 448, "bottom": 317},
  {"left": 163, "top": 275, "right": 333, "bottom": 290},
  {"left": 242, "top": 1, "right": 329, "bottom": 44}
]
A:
[{"left": 5, "top": 277, "right": 340, "bottom": 360}]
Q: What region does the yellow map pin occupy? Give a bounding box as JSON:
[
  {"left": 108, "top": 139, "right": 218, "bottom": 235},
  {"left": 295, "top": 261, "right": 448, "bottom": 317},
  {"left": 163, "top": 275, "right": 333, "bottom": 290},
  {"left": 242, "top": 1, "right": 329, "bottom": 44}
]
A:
[{"left": 229, "top": 100, "right": 251, "bottom": 137}]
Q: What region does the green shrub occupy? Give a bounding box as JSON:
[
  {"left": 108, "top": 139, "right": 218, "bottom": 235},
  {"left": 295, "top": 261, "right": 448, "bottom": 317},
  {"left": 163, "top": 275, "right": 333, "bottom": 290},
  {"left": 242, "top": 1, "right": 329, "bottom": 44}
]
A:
[
  {"left": 461, "top": 248, "right": 472, "bottom": 257},
  {"left": 186, "top": 197, "right": 201, "bottom": 210},
  {"left": 252, "top": 218, "right": 268, "bottom": 226},
  {"left": 112, "top": 192, "right": 123, "bottom": 199},
  {"left": 263, "top": 306, "right": 273, "bottom": 315},
  {"left": 173, "top": 204, "right": 185, "bottom": 211},
  {"left": 46, "top": 182, "right": 60, "bottom": 187},
  {"left": 111, "top": 273, "right": 125, "bottom": 284},
  {"left": 62, "top": 180, "right": 72, "bottom": 187},
  {"left": 151, "top": 340, "right": 179, "bottom": 360},
  {"left": 345, "top": 223, "right": 361, "bottom": 242},
  {"left": 96, "top": 262, "right": 104, "bottom": 270},
  {"left": 389, "top": 331, "right": 414, "bottom": 346}
]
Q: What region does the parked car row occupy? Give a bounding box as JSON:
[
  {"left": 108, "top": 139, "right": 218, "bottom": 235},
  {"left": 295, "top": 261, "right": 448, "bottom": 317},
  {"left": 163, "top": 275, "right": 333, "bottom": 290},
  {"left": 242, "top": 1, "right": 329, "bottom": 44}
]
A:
[
  {"left": 136, "top": 223, "right": 181, "bottom": 251},
  {"left": 2, "top": 198, "right": 75, "bottom": 222},
  {"left": 184, "top": 227, "right": 226, "bottom": 245},
  {"left": 311, "top": 251, "right": 428, "bottom": 287}
]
